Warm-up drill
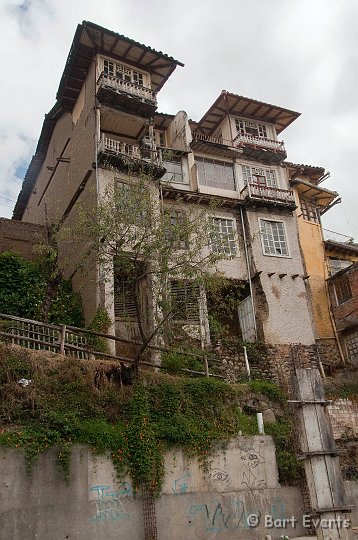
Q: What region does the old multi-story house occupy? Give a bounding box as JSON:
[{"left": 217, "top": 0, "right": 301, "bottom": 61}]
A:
[
  {"left": 285, "top": 163, "right": 358, "bottom": 371},
  {"left": 13, "top": 21, "right": 326, "bottom": 378}
]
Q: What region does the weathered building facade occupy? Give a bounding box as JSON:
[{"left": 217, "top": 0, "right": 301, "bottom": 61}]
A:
[{"left": 13, "top": 21, "right": 328, "bottom": 376}]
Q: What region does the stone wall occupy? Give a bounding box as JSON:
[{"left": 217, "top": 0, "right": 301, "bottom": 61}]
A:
[
  {"left": 316, "top": 337, "right": 343, "bottom": 371},
  {"left": 217, "top": 342, "right": 319, "bottom": 390},
  {"left": 0, "top": 217, "right": 46, "bottom": 261},
  {"left": 0, "top": 437, "right": 310, "bottom": 540}
]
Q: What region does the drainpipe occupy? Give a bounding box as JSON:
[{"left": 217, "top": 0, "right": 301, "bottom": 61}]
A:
[{"left": 240, "top": 207, "right": 258, "bottom": 340}]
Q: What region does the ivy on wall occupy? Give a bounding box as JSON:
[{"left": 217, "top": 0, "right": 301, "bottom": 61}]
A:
[
  {"left": 0, "top": 344, "right": 300, "bottom": 493},
  {"left": 0, "top": 252, "right": 83, "bottom": 326}
]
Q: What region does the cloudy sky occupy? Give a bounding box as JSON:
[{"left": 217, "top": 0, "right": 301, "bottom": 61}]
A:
[{"left": 0, "top": 0, "right": 357, "bottom": 240}]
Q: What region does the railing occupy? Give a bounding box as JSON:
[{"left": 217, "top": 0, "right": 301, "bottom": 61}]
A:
[
  {"left": 234, "top": 133, "right": 285, "bottom": 152},
  {"left": 98, "top": 72, "right": 157, "bottom": 104},
  {"left": 0, "top": 313, "right": 222, "bottom": 378},
  {"left": 192, "top": 133, "right": 232, "bottom": 146},
  {"left": 322, "top": 228, "right": 354, "bottom": 244},
  {"left": 99, "top": 135, "right": 142, "bottom": 159},
  {"left": 241, "top": 183, "right": 295, "bottom": 204},
  {"left": 98, "top": 134, "right": 163, "bottom": 168}
]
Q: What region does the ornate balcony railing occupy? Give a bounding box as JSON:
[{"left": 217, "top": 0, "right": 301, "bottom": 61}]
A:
[
  {"left": 241, "top": 183, "right": 295, "bottom": 204},
  {"left": 234, "top": 133, "right": 285, "bottom": 153},
  {"left": 98, "top": 72, "right": 157, "bottom": 104},
  {"left": 98, "top": 135, "right": 164, "bottom": 178},
  {"left": 100, "top": 136, "right": 142, "bottom": 159}
]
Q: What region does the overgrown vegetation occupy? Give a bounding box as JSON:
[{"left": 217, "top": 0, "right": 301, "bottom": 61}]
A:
[
  {"left": 325, "top": 381, "right": 358, "bottom": 400},
  {"left": 0, "top": 344, "right": 299, "bottom": 493},
  {"left": 0, "top": 252, "right": 83, "bottom": 326}
]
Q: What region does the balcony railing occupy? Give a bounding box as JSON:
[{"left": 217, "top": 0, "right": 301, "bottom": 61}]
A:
[
  {"left": 98, "top": 135, "right": 165, "bottom": 177},
  {"left": 241, "top": 183, "right": 295, "bottom": 204},
  {"left": 234, "top": 133, "right": 285, "bottom": 153},
  {"left": 192, "top": 133, "right": 232, "bottom": 146},
  {"left": 98, "top": 72, "right": 157, "bottom": 104},
  {"left": 100, "top": 136, "right": 142, "bottom": 159}
]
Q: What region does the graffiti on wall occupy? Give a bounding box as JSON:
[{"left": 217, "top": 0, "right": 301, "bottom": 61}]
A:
[
  {"left": 90, "top": 482, "right": 132, "bottom": 522},
  {"left": 172, "top": 472, "right": 191, "bottom": 494},
  {"left": 209, "top": 468, "right": 232, "bottom": 486},
  {"left": 188, "top": 496, "right": 286, "bottom": 533},
  {"left": 239, "top": 444, "right": 267, "bottom": 489}
]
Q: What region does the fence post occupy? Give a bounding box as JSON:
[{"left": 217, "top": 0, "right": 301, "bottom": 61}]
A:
[{"left": 59, "top": 325, "right": 66, "bottom": 355}]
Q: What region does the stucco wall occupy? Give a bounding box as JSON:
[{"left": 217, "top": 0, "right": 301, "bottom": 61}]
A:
[
  {"left": 0, "top": 218, "right": 46, "bottom": 261},
  {"left": 296, "top": 211, "right": 335, "bottom": 339},
  {"left": 0, "top": 437, "right": 308, "bottom": 540},
  {"left": 246, "top": 207, "right": 316, "bottom": 345}
]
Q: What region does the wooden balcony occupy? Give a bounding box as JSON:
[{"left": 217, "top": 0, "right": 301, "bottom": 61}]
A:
[
  {"left": 233, "top": 133, "right": 286, "bottom": 163},
  {"left": 191, "top": 132, "right": 242, "bottom": 159},
  {"left": 97, "top": 135, "right": 165, "bottom": 179},
  {"left": 240, "top": 183, "right": 296, "bottom": 208},
  {"left": 97, "top": 72, "right": 157, "bottom": 118}
]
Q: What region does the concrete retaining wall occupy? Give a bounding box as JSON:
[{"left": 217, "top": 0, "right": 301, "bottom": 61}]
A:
[{"left": 0, "top": 436, "right": 310, "bottom": 540}]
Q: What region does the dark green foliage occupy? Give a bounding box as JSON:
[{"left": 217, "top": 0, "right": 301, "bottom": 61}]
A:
[
  {"left": 0, "top": 345, "right": 299, "bottom": 491},
  {"left": 86, "top": 308, "right": 112, "bottom": 353},
  {"left": 265, "top": 421, "right": 303, "bottom": 483},
  {"left": 248, "top": 380, "right": 285, "bottom": 403},
  {"left": 325, "top": 382, "right": 358, "bottom": 400},
  {"left": 0, "top": 252, "right": 83, "bottom": 326},
  {"left": 161, "top": 351, "right": 205, "bottom": 374}
]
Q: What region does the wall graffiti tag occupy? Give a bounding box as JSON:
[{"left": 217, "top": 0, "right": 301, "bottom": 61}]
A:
[
  {"left": 172, "top": 472, "right": 191, "bottom": 494},
  {"left": 90, "top": 482, "right": 132, "bottom": 522},
  {"left": 239, "top": 445, "right": 267, "bottom": 489},
  {"left": 189, "top": 496, "right": 286, "bottom": 533},
  {"left": 189, "top": 498, "right": 259, "bottom": 532}
]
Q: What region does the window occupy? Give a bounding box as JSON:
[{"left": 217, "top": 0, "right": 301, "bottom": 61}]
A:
[
  {"left": 170, "top": 280, "right": 200, "bottom": 323},
  {"left": 260, "top": 219, "right": 289, "bottom": 256},
  {"left": 114, "top": 281, "right": 137, "bottom": 319},
  {"left": 163, "top": 158, "right": 183, "bottom": 183},
  {"left": 300, "top": 197, "right": 319, "bottom": 223},
  {"left": 196, "top": 157, "right": 236, "bottom": 191},
  {"left": 235, "top": 119, "right": 268, "bottom": 139},
  {"left": 345, "top": 330, "right": 358, "bottom": 362},
  {"left": 242, "top": 165, "right": 277, "bottom": 188},
  {"left": 154, "top": 130, "right": 165, "bottom": 147},
  {"left": 334, "top": 276, "right": 352, "bottom": 305},
  {"left": 164, "top": 210, "right": 188, "bottom": 249},
  {"left": 103, "top": 59, "right": 144, "bottom": 87},
  {"left": 210, "top": 218, "right": 237, "bottom": 256}
]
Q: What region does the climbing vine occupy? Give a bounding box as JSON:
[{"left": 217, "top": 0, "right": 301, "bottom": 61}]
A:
[{"left": 0, "top": 344, "right": 299, "bottom": 492}]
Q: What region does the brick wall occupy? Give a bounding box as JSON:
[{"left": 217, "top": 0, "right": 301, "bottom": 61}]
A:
[
  {"left": 328, "top": 398, "right": 358, "bottom": 440},
  {"left": 329, "top": 263, "right": 358, "bottom": 333},
  {"left": 0, "top": 218, "right": 46, "bottom": 261}
]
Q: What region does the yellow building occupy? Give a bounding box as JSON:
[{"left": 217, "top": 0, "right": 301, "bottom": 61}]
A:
[{"left": 285, "top": 163, "right": 349, "bottom": 370}]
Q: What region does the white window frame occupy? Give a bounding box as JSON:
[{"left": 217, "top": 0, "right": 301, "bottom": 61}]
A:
[
  {"left": 242, "top": 165, "right": 278, "bottom": 188},
  {"left": 162, "top": 158, "right": 184, "bottom": 183},
  {"left": 235, "top": 118, "right": 269, "bottom": 139},
  {"left": 259, "top": 218, "right": 290, "bottom": 258},
  {"left": 102, "top": 57, "right": 147, "bottom": 87},
  {"left": 210, "top": 217, "right": 238, "bottom": 257}
]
